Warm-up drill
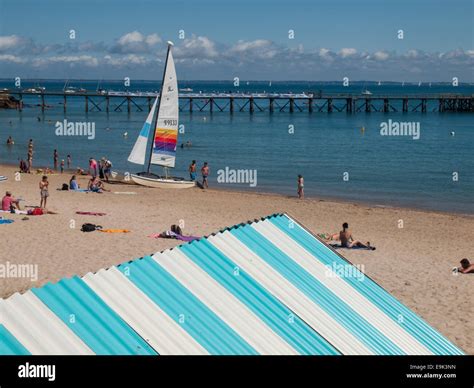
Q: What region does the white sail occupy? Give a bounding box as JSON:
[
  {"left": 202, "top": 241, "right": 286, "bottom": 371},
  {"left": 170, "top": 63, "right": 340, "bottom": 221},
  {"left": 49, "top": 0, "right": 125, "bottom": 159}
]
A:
[
  {"left": 127, "top": 97, "right": 158, "bottom": 165},
  {"left": 151, "top": 47, "right": 179, "bottom": 167}
]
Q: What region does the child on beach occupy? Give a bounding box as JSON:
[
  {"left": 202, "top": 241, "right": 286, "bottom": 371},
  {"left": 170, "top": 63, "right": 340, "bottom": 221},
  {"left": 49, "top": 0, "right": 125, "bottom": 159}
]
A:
[
  {"left": 39, "top": 175, "right": 49, "bottom": 209},
  {"left": 189, "top": 160, "right": 197, "bottom": 181},
  {"left": 297, "top": 174, "right": 304, "bottom": 199},
  {"left": 60, "top": 159, "right": 65, "bottom": 174},
  {"left": 201, "top": 162, "right": 209, "bottom": 188}
]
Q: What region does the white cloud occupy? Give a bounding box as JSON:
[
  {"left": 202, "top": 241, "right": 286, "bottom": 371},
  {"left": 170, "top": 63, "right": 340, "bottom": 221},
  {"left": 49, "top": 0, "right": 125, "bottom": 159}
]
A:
[
  {"left": 373, "top": 51, "right": 389, "bottom": 61},
  {"left": 0, "top": 35, "right": 23, "bottom": 51},
  {"left": 0, "top": 54, "right": 25, "bottom": 63},
  {"left": 112, "top": 31, "right": 162, "bottom": 53},
  {"left": 339, "top": 48, "right": 357, "bottom": 58},
  {"left": 174, "top": 35, "right": 218, "bottom": 59}
]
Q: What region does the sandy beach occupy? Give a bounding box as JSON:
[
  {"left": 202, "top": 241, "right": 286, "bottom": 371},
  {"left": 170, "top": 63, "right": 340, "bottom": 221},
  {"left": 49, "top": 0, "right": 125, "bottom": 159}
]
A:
[{"left": 0, "top": 163, "right": 472, "bottom": 354}]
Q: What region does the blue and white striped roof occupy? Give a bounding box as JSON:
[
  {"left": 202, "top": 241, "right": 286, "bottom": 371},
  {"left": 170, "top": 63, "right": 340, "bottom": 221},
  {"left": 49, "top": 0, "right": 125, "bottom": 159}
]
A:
[{"left": 0, "top": 213, "right": 464, "bottom": 355}]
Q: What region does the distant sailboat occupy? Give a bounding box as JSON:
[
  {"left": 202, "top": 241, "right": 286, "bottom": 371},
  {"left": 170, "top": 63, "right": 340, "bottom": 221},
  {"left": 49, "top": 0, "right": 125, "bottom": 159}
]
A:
[
  {"left": 128, "top": 42, "right": 195, "bottom": 189},
  {"left": 418, "top": 81, "right": 422, "bottom": 87},
  {"left": 377, "top": 81, "right": 381, "bottom": 86},
  {"left": 269, "top": 81, "right": 272, "bottom": 87}
]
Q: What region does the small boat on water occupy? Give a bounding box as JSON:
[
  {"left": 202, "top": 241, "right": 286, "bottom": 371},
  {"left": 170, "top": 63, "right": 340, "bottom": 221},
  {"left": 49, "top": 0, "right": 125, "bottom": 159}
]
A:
[
  {"left": 361, "top": 90, "right": 372, "bottom": 95},
  {"left": 128, "top": 41, "right": 195, "bottom": 189},
  {"left": 179, "top": 87, "right": 193, "bottom": 92}
]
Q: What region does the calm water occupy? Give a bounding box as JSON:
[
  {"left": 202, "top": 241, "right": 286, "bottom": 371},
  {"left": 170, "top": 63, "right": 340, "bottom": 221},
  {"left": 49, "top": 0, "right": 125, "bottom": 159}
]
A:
[{"left": 0, "top": 80, "right": 473, "bottom": 214}]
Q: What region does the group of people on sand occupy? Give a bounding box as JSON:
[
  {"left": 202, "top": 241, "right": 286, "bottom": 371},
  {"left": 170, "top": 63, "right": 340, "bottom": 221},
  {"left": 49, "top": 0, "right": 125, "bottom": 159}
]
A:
[
  {"left": 188, "top": 160, "right": 209, "bottom": 189},
  {"left": 89, "top": 157, "right": 112, "bottom": 182}
]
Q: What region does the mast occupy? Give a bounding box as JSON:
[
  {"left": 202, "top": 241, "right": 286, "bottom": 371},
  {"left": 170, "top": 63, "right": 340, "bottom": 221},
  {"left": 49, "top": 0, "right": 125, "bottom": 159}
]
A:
[{"left": 146, "top": 41, "right": 174, "bottom": 174}]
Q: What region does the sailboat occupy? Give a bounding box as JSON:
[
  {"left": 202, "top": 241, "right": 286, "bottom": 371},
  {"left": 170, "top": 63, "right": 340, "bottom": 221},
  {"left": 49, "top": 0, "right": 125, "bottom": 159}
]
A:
[{"left": 128, "top": 42, "right": 195, "bottom": 189}]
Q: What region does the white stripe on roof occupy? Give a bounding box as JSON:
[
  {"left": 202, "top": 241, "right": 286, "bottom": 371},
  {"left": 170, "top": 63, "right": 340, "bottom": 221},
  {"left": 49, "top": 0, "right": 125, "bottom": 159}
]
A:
[
  {"left": 252, "top": 220, "right": 433, "bottom": 355},
  {"left": 208, "top": 231, "right": 374, "bottom": 355},
  {"left": 0, "top": 291, "right": 93, "bottom": 355},
  {"left": 83, "top": 267, "right": 208, "bottom": 355},
  {"left": 153, "top": 249, "right": 299, "bottom": 355}
]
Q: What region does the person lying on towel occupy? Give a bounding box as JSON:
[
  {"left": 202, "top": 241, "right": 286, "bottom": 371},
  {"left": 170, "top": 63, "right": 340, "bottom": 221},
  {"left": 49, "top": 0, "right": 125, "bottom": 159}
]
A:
[{"left": 458, "top": 258, "right": 474, "bottom": 274}]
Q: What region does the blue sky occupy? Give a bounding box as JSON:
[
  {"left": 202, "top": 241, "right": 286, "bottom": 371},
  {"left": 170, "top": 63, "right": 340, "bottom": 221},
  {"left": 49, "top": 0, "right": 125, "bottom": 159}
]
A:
[{"left": 0, "top": 0, "right": 472, "bottom": 80}]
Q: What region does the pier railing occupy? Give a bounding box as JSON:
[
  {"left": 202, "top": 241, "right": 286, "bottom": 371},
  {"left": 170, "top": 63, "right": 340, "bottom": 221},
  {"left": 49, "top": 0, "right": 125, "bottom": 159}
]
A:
[{"left": 2, "top": 90, "right": 473, "bottom": 113}]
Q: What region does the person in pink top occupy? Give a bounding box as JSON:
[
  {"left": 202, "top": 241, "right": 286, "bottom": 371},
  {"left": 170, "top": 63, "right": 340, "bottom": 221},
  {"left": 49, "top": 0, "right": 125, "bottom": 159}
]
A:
[
  {"left": 89, "top": 158, "right": 98, "bottom": 176},
  {"left": 1, "top": 191, "right": 21, "bottom": 211}
]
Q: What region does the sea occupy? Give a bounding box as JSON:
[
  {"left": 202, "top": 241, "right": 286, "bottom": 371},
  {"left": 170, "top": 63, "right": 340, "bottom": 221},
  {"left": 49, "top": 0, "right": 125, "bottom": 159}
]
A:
[{"left": 0, "top": 79, "right": 473, "bottom": 214}]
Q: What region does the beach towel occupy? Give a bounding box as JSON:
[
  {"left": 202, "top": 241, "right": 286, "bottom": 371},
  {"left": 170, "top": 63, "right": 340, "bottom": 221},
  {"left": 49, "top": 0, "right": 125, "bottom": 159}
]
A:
[
  {"left": 0, "top": 176, "right": 7, "bottom": 182},
  {"left": 113, "top": 192, "right": 137, "bottom": 195},
  {"left": 0, "top": 219, "right": 14, "bottom": 224},
  {"left": 0, "top": 209, "right": 28, "bottom": 215},
  {"left": 149, "top": 230, "right": 200, "bottom": 242},
  {"left": 99, "top": 229, "right": 130, "bottom": 233},
  {"left": 76, "top": 211, "right": 107, "bottom": 216},
  {"left": 329, "top": 243, "right": 376, "bottom": 251}
]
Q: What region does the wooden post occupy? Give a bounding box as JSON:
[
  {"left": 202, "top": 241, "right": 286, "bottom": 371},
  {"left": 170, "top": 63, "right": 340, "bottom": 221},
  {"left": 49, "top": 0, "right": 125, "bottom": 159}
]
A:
[
  {"left": 249, "top": 97, "right": 254, "bottom": 113},
  {"left": 41, "top": 93, "right": 45, "bottom": 112},
  {"left": 308, "top": 98, "right": 313, "bottom": 113},
  {"left": 403, "top": 98, "right": 408, "bottom": 112},
  {"left": 209, "top": 98, "right": 213, "bottom": 113},
  {"left": 106, "top": 96, "right": 109, "bottom": 113},
  {"left": 384, "top": 98, "right": 389, "bottom": 113},
  {"left": 365, "top": 98, "right": 370, "bottom": 112},
  {"left": 229, "top": 97, "right": 233, "bottom": 113},
  {"left": 127, "top": 96, "right": 131, "bottom": 113},
  {"left": 85, "top": 96, "right": 88, "bottom": 112},
  {"left": 190, "top": 97, "right": 193, "bottom": 113},
  {"left": 269, "top": 98, "right": 274, "bottom": 113},
  {"left": 346, "top": 98, "right": 352, "bottom": 113},
  {"left": 63, "top": 95, "right": 67, "bottom": 113},
  {"left": 421, "top": 99, "right": 426, "bottom": 113},
  {"left": 147, "top": 97, "right": 151, "bottom": 111},
  {"left": 289, "top": 98, "right": 294, "bottom": 113},
  {"left": 18, "top": 92, "right": 22, "bottom": 111}
]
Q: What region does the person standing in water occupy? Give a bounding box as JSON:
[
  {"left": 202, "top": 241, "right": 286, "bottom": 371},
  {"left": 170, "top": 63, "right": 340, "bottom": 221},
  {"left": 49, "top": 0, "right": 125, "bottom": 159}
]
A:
[
  {"left": 27, "top": 139, "right": 33, "bottom": 173},
  {"left": 201, "top": 162, "right": 209, "bottom": 189},
  {"left": 297, "top": 174, "right": 304, "bottom": 199},
  {"left": 39, "top": 175, "right": 49, "bottom": 209},
  {"left": 189, "top": 160, "right": 197, "bottom": 181},
  {"left": 53, "top": 149, "right": 59, "bottom": 170},
  {"left": 67, "top": 155, "right": 71, "bottom": 169}
]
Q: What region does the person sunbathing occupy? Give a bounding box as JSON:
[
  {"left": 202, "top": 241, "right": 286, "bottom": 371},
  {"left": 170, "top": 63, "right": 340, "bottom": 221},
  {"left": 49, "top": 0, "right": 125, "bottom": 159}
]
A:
[
  {"left": 330, "top": 222, "right": 375, "bottom": 250},
  {"left": 458, "top": 258, "right": 474, "bottom": 274},
  {"left": 69, "top": 175, "right": 80, "bottom": 190}
]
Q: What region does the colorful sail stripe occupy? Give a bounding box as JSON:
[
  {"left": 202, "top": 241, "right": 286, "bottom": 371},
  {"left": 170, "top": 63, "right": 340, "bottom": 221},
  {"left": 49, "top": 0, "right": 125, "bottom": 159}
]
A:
[{"left": 0, "top": 214, "right": 464, "bottom": 355}]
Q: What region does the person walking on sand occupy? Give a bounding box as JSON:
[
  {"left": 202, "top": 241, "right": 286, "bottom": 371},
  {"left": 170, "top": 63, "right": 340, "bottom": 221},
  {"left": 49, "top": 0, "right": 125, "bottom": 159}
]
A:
[
  {"left": 39, "top": 175, "right": 49, "bottom": 209},
  {"left": 53, "top": 149, "right": 59, "bottom": 170},
  {"left": 189, "top": 160, "right": 197, "bottom": 181},
  {"left": 297, "top": 174, "right": 304, "bottom": 199},
  {"left": 201, "top": 162, "right": 209, "bottom": 189}
]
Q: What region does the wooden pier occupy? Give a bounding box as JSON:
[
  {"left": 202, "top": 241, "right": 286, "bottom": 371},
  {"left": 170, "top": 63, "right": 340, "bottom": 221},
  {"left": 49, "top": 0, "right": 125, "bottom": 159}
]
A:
[{"left": 3, "top": 90, "right": 473, "bottom": 114}]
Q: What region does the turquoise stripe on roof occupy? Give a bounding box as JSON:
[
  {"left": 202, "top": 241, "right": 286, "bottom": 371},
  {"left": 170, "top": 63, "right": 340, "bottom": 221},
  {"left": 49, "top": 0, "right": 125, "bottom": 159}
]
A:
[
  {"left": 230, "top": 226, "right": 405, "bottom": 355},
  {"left": 179, "top": 240, "right": 340, "bottom": 355},
  {"left": 270, "top": 215, "right": 464, "bottom": 355},
  {"left": 31, "top": 276, "right": 157, "bottom": 355},
  {"left": 117, "top": 256, "right": 258, "bottom": 355},
  {"left": 0, "top": 324, "right": 30, "bottom": 355}
]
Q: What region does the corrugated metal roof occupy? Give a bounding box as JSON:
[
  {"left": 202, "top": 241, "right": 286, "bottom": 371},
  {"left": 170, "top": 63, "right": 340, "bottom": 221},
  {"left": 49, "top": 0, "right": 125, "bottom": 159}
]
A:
[{"left": 0, "top": 213, "right": 464, "bottom": 355}]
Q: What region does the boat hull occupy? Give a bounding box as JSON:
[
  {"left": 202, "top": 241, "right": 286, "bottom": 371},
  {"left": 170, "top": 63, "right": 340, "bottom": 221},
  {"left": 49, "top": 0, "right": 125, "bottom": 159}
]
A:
[{"left": 131, "top": 173, "right": 195, "bottom": 189}]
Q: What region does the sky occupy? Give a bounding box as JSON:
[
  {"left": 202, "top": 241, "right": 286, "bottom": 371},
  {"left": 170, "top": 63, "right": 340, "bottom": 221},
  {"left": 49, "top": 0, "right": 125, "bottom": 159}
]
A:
[{"left": 0, "top": 0, "right": 473, "bottom": 81}]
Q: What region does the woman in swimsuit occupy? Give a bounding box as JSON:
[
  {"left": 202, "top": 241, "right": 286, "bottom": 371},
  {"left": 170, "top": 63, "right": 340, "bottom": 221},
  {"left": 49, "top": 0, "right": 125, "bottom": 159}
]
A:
[
  {"left": 39, "top": 175, "right": 49, "bottom": 209},
  {"left": 297, "top": 174, "right": 304, "bottom": 199}
]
